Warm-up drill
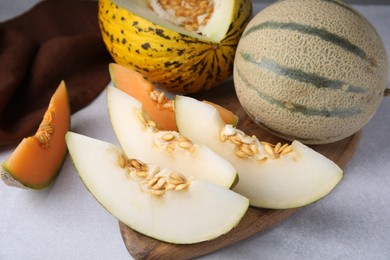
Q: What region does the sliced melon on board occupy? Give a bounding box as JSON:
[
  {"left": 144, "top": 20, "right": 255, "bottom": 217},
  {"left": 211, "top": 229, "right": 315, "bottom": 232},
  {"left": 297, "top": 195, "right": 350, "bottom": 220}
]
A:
[
  {"left": 1, "top": 81, "right": 71, "bottom": 190},
  {"left": 109, "top": 63, "right": 238, "bottom": 131},
  {"left": 175, "top": 95, "right": 343, "bottom": 209},
  {"left": 106, "top": 86, "right": 237, "bottom": 188},
  {"left": 66, "top": 131, "right": 249, "bottom": 244}
]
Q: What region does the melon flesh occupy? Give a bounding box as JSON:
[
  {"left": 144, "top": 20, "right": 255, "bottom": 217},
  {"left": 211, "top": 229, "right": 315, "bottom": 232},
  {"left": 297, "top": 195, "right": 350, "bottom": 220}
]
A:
[
  {"left": 114, "top": 0, "right": 235, "bottom": 43},
  {"left": 1, "top": 81, "right": 70, "bottom": 190},
  {"left": 66, "top": 132, "right": 249, "bottom": 244},
  {"left": 175, "top": 95, "right": 343, "bottom": 209},
  {"left": 109, "top": 63, "right": 177, "bottom": 131},
  {"left": 109, "top": 63, "right": 238, "bottom": 131},
  {"left": 106, "top": 86, "right": 237, "bottom": 188}
]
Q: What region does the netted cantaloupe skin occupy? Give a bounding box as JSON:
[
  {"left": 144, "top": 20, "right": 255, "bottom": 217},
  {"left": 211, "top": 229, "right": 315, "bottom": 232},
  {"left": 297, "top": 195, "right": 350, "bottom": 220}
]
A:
[
  {"left": 234, "top": 0, "right": 388, "bottom": 144},
  {"left": 98, "top": 0, "right": 252, "bottom": 94}
]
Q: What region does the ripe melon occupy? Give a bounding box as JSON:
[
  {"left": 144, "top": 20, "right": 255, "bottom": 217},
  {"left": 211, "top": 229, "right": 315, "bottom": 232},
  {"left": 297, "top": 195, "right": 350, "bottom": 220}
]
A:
[
  {"left": 98, "top": 0, "right": 252, "bottom": 93},
  {"left": 175, "top": 95, "right": 343, "bottom": 209},
  {"left": 1, "top": 81, "right": 70, "bottom": 189},
  {"left": 106, "top": 86, "right": 237, "bottom": 188},
  {"left": 233, "top": 0, "right": 389, "bottom": 144},
  {"left": 66, "top": 132, "right": 249, "bottom": 244},
  {"left": 109, "top": 63, "right": 238, "bottom": 131}
]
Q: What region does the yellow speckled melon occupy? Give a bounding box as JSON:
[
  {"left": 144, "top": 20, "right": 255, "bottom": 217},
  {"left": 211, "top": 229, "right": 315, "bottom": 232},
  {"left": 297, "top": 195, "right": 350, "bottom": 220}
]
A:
[
  {"left": 98, "top": 0, "right": 252, "bottom": 94},
  {"left": 234, "top": 0, "right": 389, "bottom": 144}
]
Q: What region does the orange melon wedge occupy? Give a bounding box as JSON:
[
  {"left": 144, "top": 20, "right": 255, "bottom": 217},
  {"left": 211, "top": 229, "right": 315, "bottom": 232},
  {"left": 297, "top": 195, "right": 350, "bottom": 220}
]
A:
[
  {"left": 109, "top": 63, "right": 238, "bottom": 131},
  {"left": 1, "top": 81, "right": 71, "bottom": 190}
]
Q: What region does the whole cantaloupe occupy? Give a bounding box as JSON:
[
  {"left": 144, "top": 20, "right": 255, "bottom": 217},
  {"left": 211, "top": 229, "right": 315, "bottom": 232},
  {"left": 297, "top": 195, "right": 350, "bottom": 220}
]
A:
[{"left": 234, "top": 0, "right": 389, "bottom": 144}]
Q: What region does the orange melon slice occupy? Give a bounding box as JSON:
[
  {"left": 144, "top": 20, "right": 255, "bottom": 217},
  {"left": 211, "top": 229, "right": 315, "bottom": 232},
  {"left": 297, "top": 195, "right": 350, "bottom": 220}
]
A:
[
  {"left": 1, "top": 81, "right": 71, "bottom": 190},
  {"left": 109, "top": 63, "right": 238, "bottom": 131}
]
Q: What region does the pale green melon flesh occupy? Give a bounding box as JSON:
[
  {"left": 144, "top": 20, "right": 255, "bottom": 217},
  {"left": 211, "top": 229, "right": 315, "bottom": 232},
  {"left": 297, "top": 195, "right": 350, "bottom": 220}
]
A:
[
  {"left": 106, "top": 86, "right": 237, "bottom": 188},
  {"left": 113, "top": 0, "right": 235, "bottom": 43},
  {"left": 66, "top": 132, "right": 249, "bottom": 244},
  {"left": 175, "top": 95, "right": 343, "bottom": 209}
]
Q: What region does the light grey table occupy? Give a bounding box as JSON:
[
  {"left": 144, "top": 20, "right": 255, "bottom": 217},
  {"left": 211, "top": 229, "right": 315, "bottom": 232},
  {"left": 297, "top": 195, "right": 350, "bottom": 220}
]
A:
[{"left": 1, "top": 1, "right": 389, "bottom": 260}]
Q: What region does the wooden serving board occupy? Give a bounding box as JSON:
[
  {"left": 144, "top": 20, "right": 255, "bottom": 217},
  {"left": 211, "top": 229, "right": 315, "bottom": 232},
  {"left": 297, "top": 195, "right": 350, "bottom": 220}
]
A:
[{"left": 118, "top": 80, "right": 362, "bottom": 260}]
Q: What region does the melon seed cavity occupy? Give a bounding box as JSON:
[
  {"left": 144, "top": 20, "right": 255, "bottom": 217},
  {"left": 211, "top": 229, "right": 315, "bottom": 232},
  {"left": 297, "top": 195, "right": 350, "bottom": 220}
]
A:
[
  {"left": 220, "top": 125, "right": 293, "bottom": 161},
  {"left": 118, "top": 153, "right": 191, "bottom": 197},
  {"left": 149, "top": 0, "right": 214, "bottom": 33},
  {"left": 34, "top": 108, "right": 55, "bottom": 149},
  {"left": 137, "top": 111, "right": 197, "bottom": 155}
]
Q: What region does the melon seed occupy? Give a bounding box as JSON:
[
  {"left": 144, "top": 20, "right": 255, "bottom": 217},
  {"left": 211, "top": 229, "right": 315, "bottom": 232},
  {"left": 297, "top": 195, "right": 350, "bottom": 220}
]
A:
[
  {"left": 136, "top": 171, "right": 148, "bottom": 178},
  {"left": 280, "top": 145, "right": 293, "bottom": 155},
  {"left": 264, "top": 144, "right": 275, "bottom": 157},
  {"left": 165, "top": 183, "right": 176, "bottom": 190},
  {"left": 153, "top": 177, "right": 167, "bottom": 190},
  {"left": 162, "top": 133, "right": 175, "bottom": 141},
  {"left": 147, "top": 176, "right": 160, "bottom": 187},
  {"left": 149, "top": 189, "right": 166, "bottom": 196},
  {"left": 157, "top": 92, "right": 165, "bottom": 104},
  {"left": 274, "top": 142, "right": 282, "bottom": 154},
  {"left": 175, "top": 182, "right": 190, "bottom": 191},
  {"left": 235, "top": 150, "right": 248, "bottom": 158},
  {"left": 178, "top": 140, "right": 192, "bottom": 149},
  {"left": 118, "top": 154, "right": 127, "bottom": 168}
]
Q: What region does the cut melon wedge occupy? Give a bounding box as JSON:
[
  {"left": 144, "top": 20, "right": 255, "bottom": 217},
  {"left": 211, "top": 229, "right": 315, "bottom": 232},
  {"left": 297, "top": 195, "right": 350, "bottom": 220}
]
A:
[
  {"left": 113, "top": 0, "right": 235, "bottom": 43},
  {"left": 106, "top": 86, "right": 237, "bottom": 188},
  {"left": 1, "top": 81, "right": 70, "bottom": 190},
  {"left": 109, "top": 63, "right": 238, "bottom": 131},
  {"left": 66, "top": 131, "right": 249, "bottom": 244},
  {"left": 109, "top": 63, "right": 177, "bottom": 131},
  {"left": 175, "top": 95, "right": 343, "bottom": 209}
]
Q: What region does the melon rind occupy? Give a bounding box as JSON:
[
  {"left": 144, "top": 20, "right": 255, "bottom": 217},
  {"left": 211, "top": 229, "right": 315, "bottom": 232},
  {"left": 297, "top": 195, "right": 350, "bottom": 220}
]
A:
[
  {"left": 1, "top": 170, "right": 27, "bottom": 189},
  {"left": 98, "top": 0, "right": 252, "bottom": 93}
]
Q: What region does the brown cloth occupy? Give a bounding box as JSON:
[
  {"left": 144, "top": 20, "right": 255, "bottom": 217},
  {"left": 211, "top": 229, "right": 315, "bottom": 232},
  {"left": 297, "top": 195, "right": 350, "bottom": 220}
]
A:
[{"left": 0, "top": 0, "right": 113, "bottom": 146}]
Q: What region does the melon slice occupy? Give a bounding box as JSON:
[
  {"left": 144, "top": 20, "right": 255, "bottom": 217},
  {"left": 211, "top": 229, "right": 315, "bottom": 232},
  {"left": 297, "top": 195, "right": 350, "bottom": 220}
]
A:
[
  {"left": 106, "top": 86, "right": 237, "bottom": 188},
  {"left": 1, "top": 81, "right": 71, "bottom": 190},
  {"left": 175, "top": 95, "right": 343, "bottom": 209},
  {"left": 109, "top": 63, "right": 177, "bottom": 131},
  {"left": 66, "top": 131, "right": 249, "bottom": 244},
  {"left": 114, "top": 0, "right": 236, "bottom": 43},
  {"left": 109, "top": 63, "right": 238, "bottom": 131},
  {"left": 99, "top": 0, "right": 252, "bottom": 93}
]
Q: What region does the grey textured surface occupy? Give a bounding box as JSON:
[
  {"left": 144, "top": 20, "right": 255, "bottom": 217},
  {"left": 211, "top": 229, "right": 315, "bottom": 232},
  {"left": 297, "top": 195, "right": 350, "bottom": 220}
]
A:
[{"left": 1, "top": 1, "right": 389, "bottom": 260}]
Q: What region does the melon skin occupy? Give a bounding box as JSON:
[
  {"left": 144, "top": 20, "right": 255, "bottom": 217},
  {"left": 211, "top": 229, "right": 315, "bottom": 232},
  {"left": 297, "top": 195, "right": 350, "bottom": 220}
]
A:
[
  {"left": 98, "top": 0, "right": 252, "bottom": 94},
  {"left": 233, "top": 0, "right": 388, "bottom": 144}
]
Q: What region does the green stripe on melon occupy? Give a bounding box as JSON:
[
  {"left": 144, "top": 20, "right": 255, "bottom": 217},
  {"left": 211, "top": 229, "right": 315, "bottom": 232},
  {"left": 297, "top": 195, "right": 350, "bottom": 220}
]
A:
[
  {"left": 233, "top": 0, "right": 388, "bottom": 144},
  {"left": 242, "top": 21, "right": 367, "bottom": 60},
  {"left": 235, "top": 67, "right": 363, "bottom": 118},
  {"left": 239, "top": 52, "right": 367, "bottom": 94}
]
